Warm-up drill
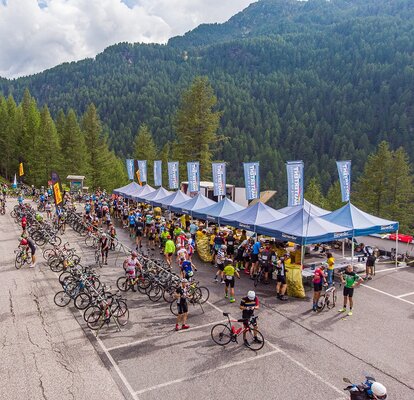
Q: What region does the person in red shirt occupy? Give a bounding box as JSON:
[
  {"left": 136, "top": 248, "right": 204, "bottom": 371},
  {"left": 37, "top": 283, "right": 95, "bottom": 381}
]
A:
[
  {"left": 21, "top": 215, "right": 27, "bottom": 234},
  {"left": 312, "top": 264, "right": 327, "bottom": 311}
]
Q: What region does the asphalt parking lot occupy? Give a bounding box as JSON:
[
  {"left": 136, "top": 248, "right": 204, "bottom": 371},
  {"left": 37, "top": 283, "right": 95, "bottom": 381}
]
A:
[{"left": 1, "top": 201, "right": 414, "bottom": 400}]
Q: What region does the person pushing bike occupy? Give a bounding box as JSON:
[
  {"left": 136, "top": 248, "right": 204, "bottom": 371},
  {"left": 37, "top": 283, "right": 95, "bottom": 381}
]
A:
[{"left": 240, "top": 290, "right": 262, "bottom": 346}]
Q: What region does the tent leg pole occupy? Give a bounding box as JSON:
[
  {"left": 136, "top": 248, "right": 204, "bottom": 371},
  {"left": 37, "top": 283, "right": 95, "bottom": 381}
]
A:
[
  {"left": 342, "top": 240, "right": 345, "bottom": 259},
  {"left": 395, "top": 230, "right": 399, "bottom": 268},
  {"left": 351, "top": 237, "right": 354, "bottom": 266},
  {"left": 300, "top": 245, "right": 304, "bottom": 266}
]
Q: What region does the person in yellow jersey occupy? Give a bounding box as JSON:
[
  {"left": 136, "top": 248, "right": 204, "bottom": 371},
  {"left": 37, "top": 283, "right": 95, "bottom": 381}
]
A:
[
  {"left": 326, "top": 252, "right": 335, "bottom": 287},
  {"left": 223, "top": 258, "right": 240, "bottom": 303}
]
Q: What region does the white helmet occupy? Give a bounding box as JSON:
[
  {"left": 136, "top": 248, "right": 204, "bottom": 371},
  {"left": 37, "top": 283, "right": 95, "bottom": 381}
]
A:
[
  {"left": 371, "top": 382, "right": 387, "bottom": 399},
  {"left": 247, "top": 290, "right": 256, "bottom": 300}
]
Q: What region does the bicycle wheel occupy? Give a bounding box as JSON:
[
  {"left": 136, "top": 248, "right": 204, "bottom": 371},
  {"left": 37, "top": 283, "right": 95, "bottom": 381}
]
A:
[
  {"left": 163, "top": 287, "right": 176, "bottom": 303},
  {"left": 244, "top": 328, "right": 265, "bottom": 351},
  {"left": 58, "top": 271, "right": 72, "bottom": 285},
  {"left": 316, "top": 295, "right": 326, "bottom": 312},
  {"left": 137, "top": 277, "right": 151, "bottom": 293},
  {"left": 15, "top": 254, "right": 23, "bottom": 269},
  {"left": 327, "top": 293, "right": 336, "bottom": 309},
  {"left": 74, "top": 292, "right": 91, "bottom": 310},
  {"left": 113, "top": 301, "right": 129, "bottom": 326},
  {"left": 169, "top": 301, "right": 178, "bottom": 316},
  {"left": 83, "top": 304, "right": 98, "bottom": 322},
  {"left": 116, "top": 276, "right": 130, "bottom": 292},
  {"left": 86, "top": 309, "right": 105, "bottom": 330},
  {"left": 54, "top": 290, "right": 72, "bottom": 307},
  {"left": 211, "top": 324, "right": 232, "bottom": 346},
  {"left": 197, "top": 286, "right": 210, "bottom": 304},
  {"left": 148, "top": 283, "right": 163, "bottom": 302}
]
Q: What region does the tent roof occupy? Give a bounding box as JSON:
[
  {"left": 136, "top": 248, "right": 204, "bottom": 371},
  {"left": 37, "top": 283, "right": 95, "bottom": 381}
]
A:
[
  {"left": 153, "top": 190, "right": 191, "bottom": 208},
  {"left": 278, "top": 199, "right": 330, "bottom": 216},
  {"left": 113, "top": 181, "right": 141, "bottom": 196},
  {"left": 321, "top": 203, "right": 399, "bottom": 235},
  {"left": 221, "top": 201, "right": 285, "bottom": 231},
  {"left": 128, "top": 184, "right": 155, "bottom": 201},
  {"left": 135, "top": 186, "right": 171, "bottom": 204},
  {"left": 170, "top": 193, "right": 215, "bottom": 215},
  {"left": 192, "top": 197, "right": 245, "bottom": 223},
  {"left": 256, "top": 207, "right": 352, "bottom": 244}
]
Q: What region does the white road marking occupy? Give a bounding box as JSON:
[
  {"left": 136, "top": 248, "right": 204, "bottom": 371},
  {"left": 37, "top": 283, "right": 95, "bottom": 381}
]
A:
[
  {"left": 106, "top": 335, "right": 165, "bottom": 351},
  {"left": 397, "top": 291, "right": 414, "bottom": 298},
  {"left": 206, "top": 299, "right": 225, "bottom": 313},
  {"left": 96, "top": 335, "right": 140, "bottom": 400},
  {"left": 375, "top": 265, "right": 412, "bottom": 273},
  {"left": 205, "top": 300, "right": 346, "bottom": 397},
  {"left": 361, "top": 284, "right": 414, "bottom": 306},
  {"left": 134, "top": 349, "right": 282, "bottom": 395},
  {"left": 177, "top": 319, "right": 228, "bottom": 333}
]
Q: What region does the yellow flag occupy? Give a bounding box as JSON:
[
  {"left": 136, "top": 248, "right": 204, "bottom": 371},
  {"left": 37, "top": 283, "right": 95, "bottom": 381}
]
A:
[
  {"left": 136, "top": 170, "right": 142, "bottom": 186},
  {"left": 53, "top": 182, "right": 62, "bottom": 205},
  {"left": 19, "top": 162, "right": 24, "bottom": 177}
]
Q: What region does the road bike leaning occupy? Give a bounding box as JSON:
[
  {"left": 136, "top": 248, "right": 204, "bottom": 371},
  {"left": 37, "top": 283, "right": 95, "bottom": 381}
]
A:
[{"left": 211, "top": 312, "right": 265, "bottom": 351}]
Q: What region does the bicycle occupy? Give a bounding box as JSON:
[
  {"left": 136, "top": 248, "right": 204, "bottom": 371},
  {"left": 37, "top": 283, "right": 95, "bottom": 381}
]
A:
[
  {"left": 169, "top": 281, "right": 209, "bottom": 315},
  {"left": 211, "top": 312, "right": 265, "bottom": 351},
  {"left": 317, "top": 283, "right": 337, "bottom": 311},
  {"left": 15, "top": 247, "right": 32, "bottom": 269}
]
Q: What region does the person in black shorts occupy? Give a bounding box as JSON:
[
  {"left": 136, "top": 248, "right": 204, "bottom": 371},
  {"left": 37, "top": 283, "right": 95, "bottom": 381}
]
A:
[
  {"left": 135, "top": 217, "right": 144, "bottom": 250},
  {"left": 276, "top": 254, "right": 288, "bottom": 300},
  {"left": 225, "top": 231, "right": 235, "bottom": 260},
  {"left": 174, "top": 279, "right": 190, "bottom": 331},
  {"left": 99, "top": 233, "right": 109, "bottom": 265}
]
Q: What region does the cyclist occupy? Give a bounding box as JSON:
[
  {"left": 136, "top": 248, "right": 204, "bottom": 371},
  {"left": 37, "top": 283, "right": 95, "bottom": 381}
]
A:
[
  {"left": 250, "top": 239, "right": 262, "bottom": 278},
  {"left": 213, "top": 244, "right": 226, "bottom": 283},
  {"left": 45, "top": 201, "right": 52, "bottom": 219},
  {"left": 20, "top": 234, "right": 36, "bottom": 268},
  {"left": 128, "top": 211, "right": 135, "bottom": 237},
  {"left": 164, "top": 235, "right": 176, "bottom": 267},
  {"left": 109, "top": 223, "right": 117, "bottom": 250},
  {"left": 223, "top": 257, "right": 240, "bottom": 303},
  {"left": 338, "top": 264, "right": 364, "bottom": 316},
  {"left": 240, "top": 290, "right": 261, "bottom": 346},
  {"left": 180, "top": 258, "right": 196, "bottom": 281},
  {"left": 123, "top": 250, "right": 142, "bottom": 292},
  {"left": 312, "top": 263, "right": 327, "bottom": 311},
  {"left": 99, "top": 233, "right": 110, "bottom": 265},
  {"left": 326, "top": 252, "right": 335, "bottom": 287},
  {"left": 276, "top": 254, "right": 288, "bottom": 301},
  {"left": 174, "top": 278, "right": 190, "bottom": 331},
  {"left": 259, "top": 244, "right": 273, "bottom": 284}
]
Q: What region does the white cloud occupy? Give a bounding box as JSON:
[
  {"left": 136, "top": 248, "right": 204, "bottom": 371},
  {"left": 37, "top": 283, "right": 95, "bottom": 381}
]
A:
[{"left": 0, "top": 0, "right": 255, "bottom": 78}]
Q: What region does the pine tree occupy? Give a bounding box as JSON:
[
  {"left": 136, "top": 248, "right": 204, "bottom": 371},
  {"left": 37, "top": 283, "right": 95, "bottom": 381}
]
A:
[
  {"left": 32, "top": 106, "right": 62, "bottom": 186},
  {"left": 325, "top": 181, "right": 343, "bottom": 211},
  {"left": 353, "top": 141, "right": 393, "bottom": 216},
  {"left": 174, "top": 76, "right": 221, "bottom": 180},
  {"left": 304, "top": 177, "right": 326, "bottom": 208},
  {"left": 82, "top": 104, "right": 109, "bottom": 190},
  {"left": 133, "top": 124, "right": 157, "bottom": 184},
  {"left": 61, "top": 109, "right": 88, "bottom": 177},
  {"left": 0, "top": 96, "right": 18, "bottom": 179}
]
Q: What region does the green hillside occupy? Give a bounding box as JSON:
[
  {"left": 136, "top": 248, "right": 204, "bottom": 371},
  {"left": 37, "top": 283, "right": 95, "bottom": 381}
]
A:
[{"left": 1, "top": 0, "right": 414, "bottom": 204}]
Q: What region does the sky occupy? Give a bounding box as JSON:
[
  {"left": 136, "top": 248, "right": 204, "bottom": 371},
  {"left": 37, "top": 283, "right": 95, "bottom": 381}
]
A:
[{"left": 0, "top": 0, "right": 255, "bottom": 79}]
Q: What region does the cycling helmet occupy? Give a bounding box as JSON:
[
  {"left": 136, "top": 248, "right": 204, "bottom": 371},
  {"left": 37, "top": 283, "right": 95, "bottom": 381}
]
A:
[
  {"left": 131, "top": 250, "right": 137, "bottom": 257},
  {"left": 102, "top": 233, "right": 107, "bottom": 238},
  {"left": 371, "top": 382, "right": 387, "bottom": 399},
  {"left": 247, "top": 290, "right": 256, "bottom": 300},
  {"left": 181, "top": 278, "right": 188, "bottom": 283},
  {"left": 20, "top": 238, "right": 28, "bottom": 246},
  {"left": 221, "top": 244, "right": 227, "bottom": 249}
]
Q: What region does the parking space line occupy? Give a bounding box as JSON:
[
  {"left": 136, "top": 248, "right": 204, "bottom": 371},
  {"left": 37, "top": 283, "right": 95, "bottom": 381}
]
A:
[
  {"left": 397, "top": 291, "right": 414, "bottom": 298},
  {"left": 206, "top": 300, "right": 345, "bottom": 397},
  {"left": 134, "top": 349, "right": 281, "bottom": 395},
  {"left": 96, "top": 336, "right": 139, "bottom": 400},
  {"left": 177, "top": 319, "right": 228, "bottom": 333},
  {"left": 361, "top": 284, "right": 414, "bottom": 306},
  {"left": 106, "top": 335, "right": 165, "bottom": 352},
  {"left": 375, "top": 265, "right": 411, "bottom": 273}
]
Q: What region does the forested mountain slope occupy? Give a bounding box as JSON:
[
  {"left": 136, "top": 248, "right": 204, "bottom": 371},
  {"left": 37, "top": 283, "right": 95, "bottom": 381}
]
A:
[{"left": 1, "top": 0, "right": 414, "bottom": 203}]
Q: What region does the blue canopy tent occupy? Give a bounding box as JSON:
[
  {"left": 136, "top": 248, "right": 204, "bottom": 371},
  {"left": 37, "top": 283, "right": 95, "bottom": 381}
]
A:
[
  {"left": 321, "top": 203, "right": 399, "bottom": 236},
  {"left": 278, "top": 199, "right": 330, "bottom": 217},
  {"left": 321, "top": 203, "right": 399, "bottom": 266},
  {"left": 170, "top": 193, "right": 215, "bottom": 216},
  {"left": 153, "top": 190, "right": 191, "bottom": 209},
  {"left": 221, "top": 201, "right": 285, "bottom": 232},
  {"left": 135, "top": 186, "right": 171, "bottom": 205},
  {"left": 192, "top": 197, "right": 246, "bottom": 224},
  {"left": 113, "top": 181, "right": 142, "bottom": 196},
  {"left": 256, "top": 208, "right": 352, "bottom": 245}
]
